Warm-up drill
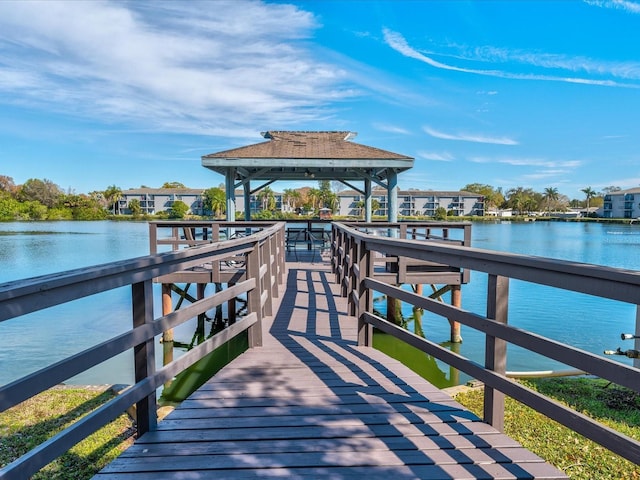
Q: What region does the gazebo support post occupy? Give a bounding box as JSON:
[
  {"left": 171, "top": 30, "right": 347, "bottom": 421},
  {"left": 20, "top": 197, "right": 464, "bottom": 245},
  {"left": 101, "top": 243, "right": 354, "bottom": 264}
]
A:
[
  {"left": 243, "top": 182, "right": 251, "bottom": 221},
  {"left": 388, "top": 170, "right": 398, "bottom": 223},
  {"left": 225, "top": 167, "right": 236, "bottom": 222},
  {"left": 364, "top": 178, "right": 372, "bottom": 222}
]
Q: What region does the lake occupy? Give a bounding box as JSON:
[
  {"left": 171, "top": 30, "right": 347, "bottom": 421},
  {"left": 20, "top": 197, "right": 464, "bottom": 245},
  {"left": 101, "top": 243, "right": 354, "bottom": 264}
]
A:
[
  {"left": 1, "top": 220, "right": 639, "bottom": 387},
  {"left": 382, "top": 220, "right": 640, "bottom": 386}
]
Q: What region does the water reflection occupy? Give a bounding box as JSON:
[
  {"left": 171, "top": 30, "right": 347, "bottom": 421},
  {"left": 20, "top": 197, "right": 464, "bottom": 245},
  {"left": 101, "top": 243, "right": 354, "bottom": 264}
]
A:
[
  {"left": 372, "top": 299, "right": 468, "bottom": 388},
  {"left": 160, "top": 283, "right": 249, "bottom": 404}
]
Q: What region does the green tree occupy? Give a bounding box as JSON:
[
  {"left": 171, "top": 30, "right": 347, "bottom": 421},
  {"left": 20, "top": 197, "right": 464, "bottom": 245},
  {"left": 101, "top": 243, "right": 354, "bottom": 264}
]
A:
[
  {"left": 582, "top": 186, "right": 597, "bottom": 212},
  {"left": 354, "top": 199, "right": 379, "bottom": 218},
  {"left": 462, "top": 183, "right": 504, "bottom": 211},
  {"left": 203, "top": 187, "right": 226, "bottom": 217},
  {"left": 128, "top": 199, "right": 142, "bottom": 217},
  {"left": 59, "top": 193, "right": 108, "bottom": 220},
  {"left": 169, "top": 200, "right": 189, "bottom": 218},
  {"left": 543, "top": 187, "right": 559, "bottom": 215},
  {"left": 505, "top": 187, "right": 539, "bottom": 214},
  {"left": 18, "top": 178, "right": 62, "bottom": 208},
  {"left": 318, "top": 180, "right": 337, "bottom": 212},
  {"left": 162, "top": 182, "right": 186, "bottom": 188},
  {"left": 22, "top": 201, "right": 48, "bottom": 220},
  {"left": 305, "top": 187, "right": 322, "bottom": 213},
  {"left": 103, "top": 185, "right": 122, "bottom": 214},
  {"left": 283, "top": 188, "right": 302, "bottom": 213},
  {"left": 0, "top": 192, "right": 22, "bottom": 220},
  {"left": 434, "top": 206, "right": 447, "bottom": 220},
  {"left": 371, "top": 198, "right": 380, "bottom": 216},
  {"left": 257, "top": 186, "right": 276, "bottom": 212}
]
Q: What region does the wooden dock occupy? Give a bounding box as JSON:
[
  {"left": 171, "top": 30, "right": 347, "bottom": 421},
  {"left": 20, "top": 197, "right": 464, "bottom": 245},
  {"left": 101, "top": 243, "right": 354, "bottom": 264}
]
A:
[{"left": 95, "top": 256, "right": 567, "bottom": 479}]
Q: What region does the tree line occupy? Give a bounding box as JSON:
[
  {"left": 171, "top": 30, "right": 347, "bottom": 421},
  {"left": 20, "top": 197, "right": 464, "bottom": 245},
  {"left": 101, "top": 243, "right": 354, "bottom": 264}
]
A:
[
  {"left": 0, "top": 174, "right": 623, "bottom": 221},
  {"left": 0, "top": 176, "right": 212, "bottom": 221},
  {"left": 460, "top": 183, "right": 619, "bottom": 216}
]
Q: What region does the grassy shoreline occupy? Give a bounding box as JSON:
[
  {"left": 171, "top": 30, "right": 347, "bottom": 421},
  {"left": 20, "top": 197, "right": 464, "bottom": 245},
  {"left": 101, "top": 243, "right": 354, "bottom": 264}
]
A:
[
  {"left": 0, "top": 385, "right": 135, "bottom": 479},
  {"left": 455, "top": 377, "right": 640, "bottom": 479},
  {"left": 2, "top": 379, "right": 639, "bottom": 479}
]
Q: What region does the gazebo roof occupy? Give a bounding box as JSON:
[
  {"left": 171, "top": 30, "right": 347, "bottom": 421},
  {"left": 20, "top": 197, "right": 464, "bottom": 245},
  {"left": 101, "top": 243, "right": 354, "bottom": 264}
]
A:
[{"left": 201, "top": 131, "right": 414, "bottom": 181}]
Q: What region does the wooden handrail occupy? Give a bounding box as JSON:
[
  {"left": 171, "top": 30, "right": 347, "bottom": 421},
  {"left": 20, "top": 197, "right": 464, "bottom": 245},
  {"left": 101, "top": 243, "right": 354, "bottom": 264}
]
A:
[
  {"left": 332, "top": 221, "right": 640, "bottom": 466},
  {"left": 0, "top": 222, "right": 286, "bottom": 480}
]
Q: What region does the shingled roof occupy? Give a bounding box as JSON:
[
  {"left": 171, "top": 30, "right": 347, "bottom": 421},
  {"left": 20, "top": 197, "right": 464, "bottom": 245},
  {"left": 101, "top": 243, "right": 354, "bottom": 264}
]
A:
[
  {"left": 203, "top": 131, "right": 412, "bottom": 161},
  {"left": 201, "top": 131, "right": 414, "bottom": 181}
]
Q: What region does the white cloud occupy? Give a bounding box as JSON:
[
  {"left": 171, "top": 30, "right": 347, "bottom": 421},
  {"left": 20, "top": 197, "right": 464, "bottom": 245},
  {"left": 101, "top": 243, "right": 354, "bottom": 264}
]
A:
[
  {"left": 0, "top": 1, "right": 357, "bottom": 136},
  {"left": 424, "top": 126, "right": 518, "bottom": 145},
  {"left": 372, "top": 123, "right": 411, "bottom": 135},
  {"left": 470, "top": 156, "right": 582, "bottom": 169},
  {"left": 417, "top": 151, "right": 454, "bottom": 162},
  {"left": 585, "top": 0, "right": 640, "bottom": 14},
  {"left": 383, "top": 28, "right": 640, "bottom": 88},
  {"left": 523, "top": 170, "right": 572, "bottom": 180}
]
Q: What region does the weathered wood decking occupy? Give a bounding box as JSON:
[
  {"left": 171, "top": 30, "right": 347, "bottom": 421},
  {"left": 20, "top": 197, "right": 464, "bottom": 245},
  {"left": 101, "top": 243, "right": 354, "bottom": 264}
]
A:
[{"left": 95, "top": 255, "right": 567, "bottom": 479}]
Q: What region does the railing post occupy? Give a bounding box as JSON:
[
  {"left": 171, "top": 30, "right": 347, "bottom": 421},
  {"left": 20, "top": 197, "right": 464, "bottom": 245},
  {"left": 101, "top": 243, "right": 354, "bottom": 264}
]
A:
[
  {"left": 449, "top": 285, "right": 462, "bottom": 343},
  {"left": 484, "top": 274, "right": 509, "bottom": 431},
  {"left": 161, "top": 284, "right": 174, "bottom": 368},
  {"left": 211, "top": 222, "right": 220, "bottom": 242},
  {"left": 132, "top": 279, "right": 157, "bottom": 437},
  {"left": 357, "top": 241, "right": 373, "bottom": 346},
  {"left": 339, "top": 232, "right": 349, "bottom": 295},
  {"left": 635, "top": 305, "right": 640, "bottom": 369},
  {"left": 274, "top": 227, "right": 284, "bottom": 287},
  {"left": 399, "top": 223, "right": 407, "bottom": 239},
  {"left": 340, "top": 234, "right": 352, "bottom": 298},
  {"left": 462, "top": 224, "right": 471, "bottom": 283},
  {"left": 348, "top": 239, "right": 359, "bottom": 317},
  {"left": 149, "top": 223, "right": 158, "bottom": 254},
  {"left": 246, "top": 242, "right": 263, "bottom": 347},
  {"left": 330, "top": 226, "right": 338, "bottom": 274},
  {"left": 262, "top": 240, "right": 273, "bottom": 317}
]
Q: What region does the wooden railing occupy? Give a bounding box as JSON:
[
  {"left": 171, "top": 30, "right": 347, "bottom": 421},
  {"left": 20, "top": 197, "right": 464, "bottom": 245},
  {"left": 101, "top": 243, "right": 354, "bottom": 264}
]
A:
[
  {"left": 332, "top": 221, "right": 640, "bottom": 465},
  {"left": 333, "top": 221, "right": 472, "bottom": 297},
  {"left": 0, "top": 222, "right": 286, "bottom": 480}
]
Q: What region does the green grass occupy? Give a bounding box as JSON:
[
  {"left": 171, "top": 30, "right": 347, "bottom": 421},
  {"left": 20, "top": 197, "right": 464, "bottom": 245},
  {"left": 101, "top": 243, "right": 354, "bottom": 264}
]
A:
[
  {"left": 0, "top": 386, "right": 135, "bottom": 479},
  {"left": 455, "top": 378, "right": 640, "bottom": 480}
]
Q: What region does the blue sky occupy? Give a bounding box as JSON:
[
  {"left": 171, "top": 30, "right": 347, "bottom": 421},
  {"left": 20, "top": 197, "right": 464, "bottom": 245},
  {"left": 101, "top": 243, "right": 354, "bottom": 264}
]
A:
[{"left": 1, "top": 0, "right": 640, "bottom": 200}]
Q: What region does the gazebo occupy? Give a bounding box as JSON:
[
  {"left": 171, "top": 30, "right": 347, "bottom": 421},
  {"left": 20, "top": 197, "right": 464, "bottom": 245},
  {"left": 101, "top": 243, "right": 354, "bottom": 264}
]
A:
[{"left": 201, "top": 131, "right": 414, "bottom": 221}]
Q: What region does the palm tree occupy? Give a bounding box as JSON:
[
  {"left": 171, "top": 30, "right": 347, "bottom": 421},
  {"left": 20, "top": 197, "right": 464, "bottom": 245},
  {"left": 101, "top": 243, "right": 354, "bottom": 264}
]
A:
[
  {"left": 306, "top": 188, "right": 322, "bottom": 213},
  {"left": 103, "top": 184, "right": 122, "bottom": 214},
  {"left": 203, "top": 187, "right": 226, "bottom": 217},
  {"left": 582, "top": 187, "right": 597, "bottom": 214},
  {"left": 257, "top": 186, "right": 276, "bottom": 212},
  {"left": 506, "top": 187, "right": 526, "bottom": 215},
  {"left": 283, "top": 188, "right": 301, "bottom": 213},
  {"left": 543, "top": 187, "right": 559, "bottom": 215}
]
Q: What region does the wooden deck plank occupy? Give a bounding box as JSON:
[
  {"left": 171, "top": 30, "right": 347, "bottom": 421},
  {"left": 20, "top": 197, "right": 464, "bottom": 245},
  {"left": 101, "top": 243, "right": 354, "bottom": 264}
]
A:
[
  {"left": 96, "top": 463, "right": 568, "bottom": 480},
  {"left": 94, "top": 262, "right": 567, "bottom": 479},
  {"left": 118, "top": 433, "right": 524, "bottom": 457}
]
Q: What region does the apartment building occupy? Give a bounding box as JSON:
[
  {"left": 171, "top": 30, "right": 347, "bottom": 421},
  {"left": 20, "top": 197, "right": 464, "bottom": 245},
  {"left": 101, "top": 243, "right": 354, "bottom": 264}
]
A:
[
  {"left": 118, "top": 188, "right": 205, "bottom": 215},
  {"left": 602, "top": 187, "right": 640, "bottom": 219},
  {"left": 117, "top": 187, "right": 483, "bottom": 218},
  {"left": 117, "top": 188, "right": 286, "bottom": 216},
  {"left": 337, "top": 189, "right": 484, "bottom": 217}
]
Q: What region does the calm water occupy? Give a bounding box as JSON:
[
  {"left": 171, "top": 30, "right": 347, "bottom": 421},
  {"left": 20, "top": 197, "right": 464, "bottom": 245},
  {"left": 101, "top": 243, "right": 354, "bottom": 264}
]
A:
[
  {"left": 391, "top": 221, "right": 640, "bottom": 385},
  {"left": 1, "top": 220, "right": 639, "bottom": 387}
]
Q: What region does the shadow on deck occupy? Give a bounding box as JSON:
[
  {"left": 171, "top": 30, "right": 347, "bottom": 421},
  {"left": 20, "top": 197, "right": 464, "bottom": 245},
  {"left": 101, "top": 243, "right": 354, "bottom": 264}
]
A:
[{"left": 95, "top": 256, "right": 567, "bottom": 479}]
